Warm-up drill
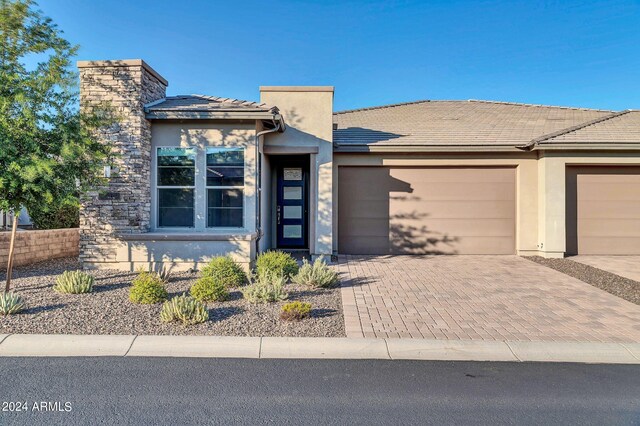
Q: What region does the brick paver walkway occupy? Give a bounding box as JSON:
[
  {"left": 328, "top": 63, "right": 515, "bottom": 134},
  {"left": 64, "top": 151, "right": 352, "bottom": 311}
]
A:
[
  {"left": 571, "top": 256, "right": 640, "bottom": 283},
  {"left": 337, "top": 255, "right": 640, "bottom": 342}
]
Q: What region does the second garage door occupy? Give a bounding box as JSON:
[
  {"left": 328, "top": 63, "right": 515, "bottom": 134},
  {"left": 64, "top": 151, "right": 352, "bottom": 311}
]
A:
[
  {"left": 566, "top": 166, "right": 640, "bottom": 255},
  {"left": 338, "top": 166, "right": 516, "bottom": 255}
]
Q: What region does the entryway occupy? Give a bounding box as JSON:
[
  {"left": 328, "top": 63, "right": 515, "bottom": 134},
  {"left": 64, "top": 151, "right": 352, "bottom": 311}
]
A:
[{"left": 272, "top": 155, "right": 310, "bottom": 250}]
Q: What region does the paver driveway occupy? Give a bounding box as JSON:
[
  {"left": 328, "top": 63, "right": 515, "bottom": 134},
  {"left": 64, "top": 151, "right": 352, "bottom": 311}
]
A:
[
  {"left": 337, "top": 255, "right": 640, "bottom": 342},
  {"left": 570, "top": 256, "right": 640, "bottom": 283}
]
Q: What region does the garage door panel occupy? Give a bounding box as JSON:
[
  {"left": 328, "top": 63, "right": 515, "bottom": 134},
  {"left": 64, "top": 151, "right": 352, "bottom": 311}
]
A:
[
  {"left": 339, "top": 166, "right": 516, "bottom": 255},
  {"left": 391, "top": 200, "right": 515, "bottom": 219},
  {"left": 391, "top": 180, "right": 514, "bottom": 199},
  {"left": 578, "top": 219, "right": 640, "bottom": 237},
  {"left": 577, "top": 201, "right": 640, "bottom": 219},
  {"left": 340, "top": 218, "right": 389, "bottom": 237},
  {"left": 578, "top": 237, "right": 640, "bottom": 255},
  {"left": 578, "top": 183, "right": 640, "bottom": 201},
  {"left": 390, "top": 168, "right": 515, "bottom": 183},
  {"left": 391, "top": 218, "right": 516, "bottom": 237},
  {"left": 567, "top": 166, "right": 640, "bottom": 255}
]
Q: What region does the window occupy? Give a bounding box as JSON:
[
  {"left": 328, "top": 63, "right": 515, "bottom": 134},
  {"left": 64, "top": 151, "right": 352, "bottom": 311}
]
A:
[
  {"left": 206, "top": 147, "right": 244, "bottom": 228},
  {"left": 157, "top": 147, "right": 195, "bottom": 227}
]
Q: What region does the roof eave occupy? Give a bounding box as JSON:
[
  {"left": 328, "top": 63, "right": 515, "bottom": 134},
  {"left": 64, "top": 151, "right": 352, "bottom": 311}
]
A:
[
  {"left": 146, "top": 111, "right": 281, "bottom": 120},
  {"left": 333, "top": 144, "right": 527, "bottom": 153},
  {"left": 531, "top": 143, "right": 640, "bottom": 151}
]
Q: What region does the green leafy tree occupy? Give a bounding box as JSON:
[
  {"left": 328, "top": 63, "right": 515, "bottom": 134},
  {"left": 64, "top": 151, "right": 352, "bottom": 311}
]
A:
[{"left": 0, "top": 0, "right": 114, "bottom": 291}]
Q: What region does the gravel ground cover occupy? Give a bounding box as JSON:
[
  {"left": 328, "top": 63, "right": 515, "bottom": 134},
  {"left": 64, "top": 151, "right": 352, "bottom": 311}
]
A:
[
  {"left": 527, "top": 256, "right": 640, "bottom": 305},
  {"left": 0, "top": 258, "right": 345, "bottom": 336}
]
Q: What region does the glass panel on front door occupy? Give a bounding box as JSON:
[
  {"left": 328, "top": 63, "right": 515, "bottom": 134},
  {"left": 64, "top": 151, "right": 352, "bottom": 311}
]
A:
[{"left": 277, "top": 164, "right": 307, "bottom": 248}]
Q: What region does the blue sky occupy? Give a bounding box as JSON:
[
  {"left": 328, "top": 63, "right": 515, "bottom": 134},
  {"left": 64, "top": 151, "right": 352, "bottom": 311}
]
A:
[{"left": 42, "top": 0, "right": 640, "bottom": 111}]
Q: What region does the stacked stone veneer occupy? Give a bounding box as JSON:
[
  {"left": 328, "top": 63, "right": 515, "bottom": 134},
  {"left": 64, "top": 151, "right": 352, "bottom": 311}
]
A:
[
  {"left": 0, "top": 229, "right": 80, "bottom": 268},
  {"left": 78, "top": 60, "right": 167, "bottom": 265}
]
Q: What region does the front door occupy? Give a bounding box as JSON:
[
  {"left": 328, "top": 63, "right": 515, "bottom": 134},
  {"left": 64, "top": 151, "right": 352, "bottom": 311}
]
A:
[{"left": 277, "top": 162, "right": 308, "bottom": 248}]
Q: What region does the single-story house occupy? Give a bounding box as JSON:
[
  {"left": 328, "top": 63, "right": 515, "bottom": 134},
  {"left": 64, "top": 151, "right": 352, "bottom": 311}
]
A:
[{"left": 77, "top": 59, "right": 640, "bottom": 270}]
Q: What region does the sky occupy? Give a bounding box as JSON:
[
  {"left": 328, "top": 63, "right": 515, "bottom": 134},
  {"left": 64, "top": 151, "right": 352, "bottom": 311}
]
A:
[{"left": 40, "top": 0, "right": 640, "bottom": 111}]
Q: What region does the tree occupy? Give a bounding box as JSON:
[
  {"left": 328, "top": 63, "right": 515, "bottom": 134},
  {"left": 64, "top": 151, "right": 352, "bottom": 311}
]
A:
[{"left": 0, "top": 0, "right": 113, "bottom": 291}]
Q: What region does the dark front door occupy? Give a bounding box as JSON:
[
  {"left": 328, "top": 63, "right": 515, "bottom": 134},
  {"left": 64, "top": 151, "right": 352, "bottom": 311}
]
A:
[{"left": 276, "top": 161, "right": 308, "bottom": 248}]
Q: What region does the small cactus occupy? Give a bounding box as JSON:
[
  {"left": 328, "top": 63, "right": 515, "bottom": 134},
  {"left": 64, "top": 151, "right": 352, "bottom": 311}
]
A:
[
  {"left": 54, "top": 270, "right": 94, "bottom": 294},
  {"left": 160, "top": 294, "right": 209, "bottom": 325},
  {"left": 0, "top": 292, "right": 26, "bottom": 315}
]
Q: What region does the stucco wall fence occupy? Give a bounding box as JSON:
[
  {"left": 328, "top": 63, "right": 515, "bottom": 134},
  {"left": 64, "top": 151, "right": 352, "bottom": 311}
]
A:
[{"left": 0, "top": 229, "right": 80, "bottom": 269}]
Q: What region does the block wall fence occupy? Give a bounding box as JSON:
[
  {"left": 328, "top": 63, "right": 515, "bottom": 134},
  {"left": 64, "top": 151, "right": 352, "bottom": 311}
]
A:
[{"left": 0, "top": 229, "right": 80, "bottom": 269}]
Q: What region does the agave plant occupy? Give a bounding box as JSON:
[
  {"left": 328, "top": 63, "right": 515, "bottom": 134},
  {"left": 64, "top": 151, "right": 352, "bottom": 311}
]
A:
[
  {"left": 160, "top": 294, "right": 208, "bottom": 325},
  {"left": 0, "top": 292, "right": 26, "bottom": 315},
  {"left": 53, "top": 270, "right": 94, "bottom": 294}
]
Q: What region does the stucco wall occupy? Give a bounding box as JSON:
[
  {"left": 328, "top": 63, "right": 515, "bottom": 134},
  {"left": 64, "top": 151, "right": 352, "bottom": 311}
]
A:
[
  {"left": 260, "top": 87, "right": 334, "bottom": 256},
  {"left": 0, "top": 229, "right": 79, "bottom": 268}
]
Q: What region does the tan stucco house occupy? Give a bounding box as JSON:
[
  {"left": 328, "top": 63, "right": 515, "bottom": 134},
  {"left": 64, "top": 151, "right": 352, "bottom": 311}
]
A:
[{"left": 78, "top": 59, "right": 640, "bottom": 270}]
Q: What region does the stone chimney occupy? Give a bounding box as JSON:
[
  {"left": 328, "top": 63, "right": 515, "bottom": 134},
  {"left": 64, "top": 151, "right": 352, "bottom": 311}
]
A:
[{"left": 77, "top": 59, "right": 167, "bottom": 265}]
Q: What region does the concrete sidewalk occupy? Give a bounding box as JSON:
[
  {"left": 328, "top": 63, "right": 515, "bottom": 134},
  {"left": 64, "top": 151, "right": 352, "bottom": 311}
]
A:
[{"left": 0, "top": 334, "right": 639, "bottom": 364}]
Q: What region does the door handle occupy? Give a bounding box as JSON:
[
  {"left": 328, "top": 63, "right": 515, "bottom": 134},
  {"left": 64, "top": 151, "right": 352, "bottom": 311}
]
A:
[{"left": 277, "top": 205, "right": 281, "bottom": 225}]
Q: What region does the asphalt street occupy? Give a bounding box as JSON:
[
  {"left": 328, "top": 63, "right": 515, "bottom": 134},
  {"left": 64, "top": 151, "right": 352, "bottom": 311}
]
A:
[{"left": 0, "top": 357, "right": 638, "bottom": 425}]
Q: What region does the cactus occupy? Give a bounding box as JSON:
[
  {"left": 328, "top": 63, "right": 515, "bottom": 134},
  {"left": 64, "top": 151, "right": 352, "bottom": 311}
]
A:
[
  {"left": 0, "top": 292, "right": 26, "bottom": 315},
  {"left": 53, "top": 270, "right": 94, "bottom": 294},
  {"left": 160, "top": 294, "right": 209, "bottom": 325}
]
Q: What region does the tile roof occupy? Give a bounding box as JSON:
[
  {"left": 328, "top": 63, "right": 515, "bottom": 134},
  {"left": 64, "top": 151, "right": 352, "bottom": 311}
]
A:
[
  {"left": 146, "top": 94, "right": 278, "bottom": 114},
  {"left": 534, "top": 110, "right": 640, "bottom": 144},
  {"left": 333, "top": 99, "right": 614, "bottom": 149}
]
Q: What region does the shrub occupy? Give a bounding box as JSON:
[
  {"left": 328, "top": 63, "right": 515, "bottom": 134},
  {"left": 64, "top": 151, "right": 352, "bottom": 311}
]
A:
[
  {"left": 241, "top": 271, "right": 289, "bottom": 304},
  {"left": 255, "top": 251, "right": 299, "bottom": 279},
  {"left": 291, "top": 256, "right": 339, "bottom": 288},
  {"left": 129, "top": 271, "right": 168, "bottom": 304},
  {"left": 29, "top": 198, "right": 79, "bottom": 229},
  {"left": 53, "top": 270, "right": 94, "bottom": 294},
  {"left": 201, "top": 256, "right": 247, "bottom": 288},
  {"left": 0, "top": 292, "right": 26, "bottom": 315},
  {"left": 190, "top": 276, "right": 229, "bottom": 302},
  {"left": 280, "top": 301, "right": 312, "bottom": 321},
  {"left": 160, "top": 294, "right": 209, "bottom": 325}
]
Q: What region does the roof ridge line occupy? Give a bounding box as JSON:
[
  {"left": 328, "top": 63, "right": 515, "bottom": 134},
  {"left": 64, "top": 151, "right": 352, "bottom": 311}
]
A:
[
  {"left": 468, "top": 99, "right": 614, "bottom": 112},
  {"left": 520, "top": 110, "right": 632, "bottom": 149},
  {"left": 334, "top": 99, "right": 436, "bottom": 115}
]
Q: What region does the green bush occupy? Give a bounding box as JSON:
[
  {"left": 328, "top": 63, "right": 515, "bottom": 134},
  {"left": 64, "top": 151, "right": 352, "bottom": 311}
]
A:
[
  {"left": 255, "top": 251, "right": 299, "bottom": 279},
  {"left": 291, "top": 256, "right": 339, "bottom": 288},
  {"left": 129, "top": 271, "right": 168, "bottom": 304},
  {"left": 201, "top": 256, "right": 247, "bottom": 288},
  {"left": 29, "top": 198, "right": 79, "bottom": 229},
  {"left": 160, "top": 294, "right": 209, "bottom": 325},
  {"left": 280, "top": 301, "right": 312, "bottom": 321},
  {"left": 0, "top": 292, "right": 26, "bottom": 315},
  {"left": 190, "top": 276, "right": 229, "bottom": 302},
  {"left": 53, "top": 270, "right": 94, "bottom": 294},
  {"left": 241, "top": 271, "right": 289, "bottom": 304}
]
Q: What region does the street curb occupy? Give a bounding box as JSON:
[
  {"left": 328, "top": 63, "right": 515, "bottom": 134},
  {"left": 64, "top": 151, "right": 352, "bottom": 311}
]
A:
[{"left": 0, "top": 334, "right": 638, "bottom": 364}]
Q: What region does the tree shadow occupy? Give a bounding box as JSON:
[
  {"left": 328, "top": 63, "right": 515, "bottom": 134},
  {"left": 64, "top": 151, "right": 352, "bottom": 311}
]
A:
[
  {"left": 311, "top": 308, "right": 338, "bottom": 318},
  {"left": 23, "top": 303, "right": 67, "bottom": 314},
  {"left": 208, "top": 306, "right": 244, "bottom": 322},
  {"left": 339, "top": 275, "right": 375, "bottom": 288}
]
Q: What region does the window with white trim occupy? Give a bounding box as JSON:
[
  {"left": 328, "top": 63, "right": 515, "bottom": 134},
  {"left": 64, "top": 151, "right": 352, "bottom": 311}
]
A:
[
  {"left": 206, "top": 147, "right": 244, "bottom": 228},
  {"left": 156, "top": 147, "right": 196, "bottom": 228}
]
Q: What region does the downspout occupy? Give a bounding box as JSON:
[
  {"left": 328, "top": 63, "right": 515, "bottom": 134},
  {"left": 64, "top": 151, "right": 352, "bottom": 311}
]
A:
[{"left": 255, "top": 118, "right": 282, "bottom": 255}]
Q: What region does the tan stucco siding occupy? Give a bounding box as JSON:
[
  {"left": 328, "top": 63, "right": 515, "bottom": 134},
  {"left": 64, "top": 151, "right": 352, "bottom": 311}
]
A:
[{"left": 260, "top": 88, "right": 334, "bottom": 256}]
